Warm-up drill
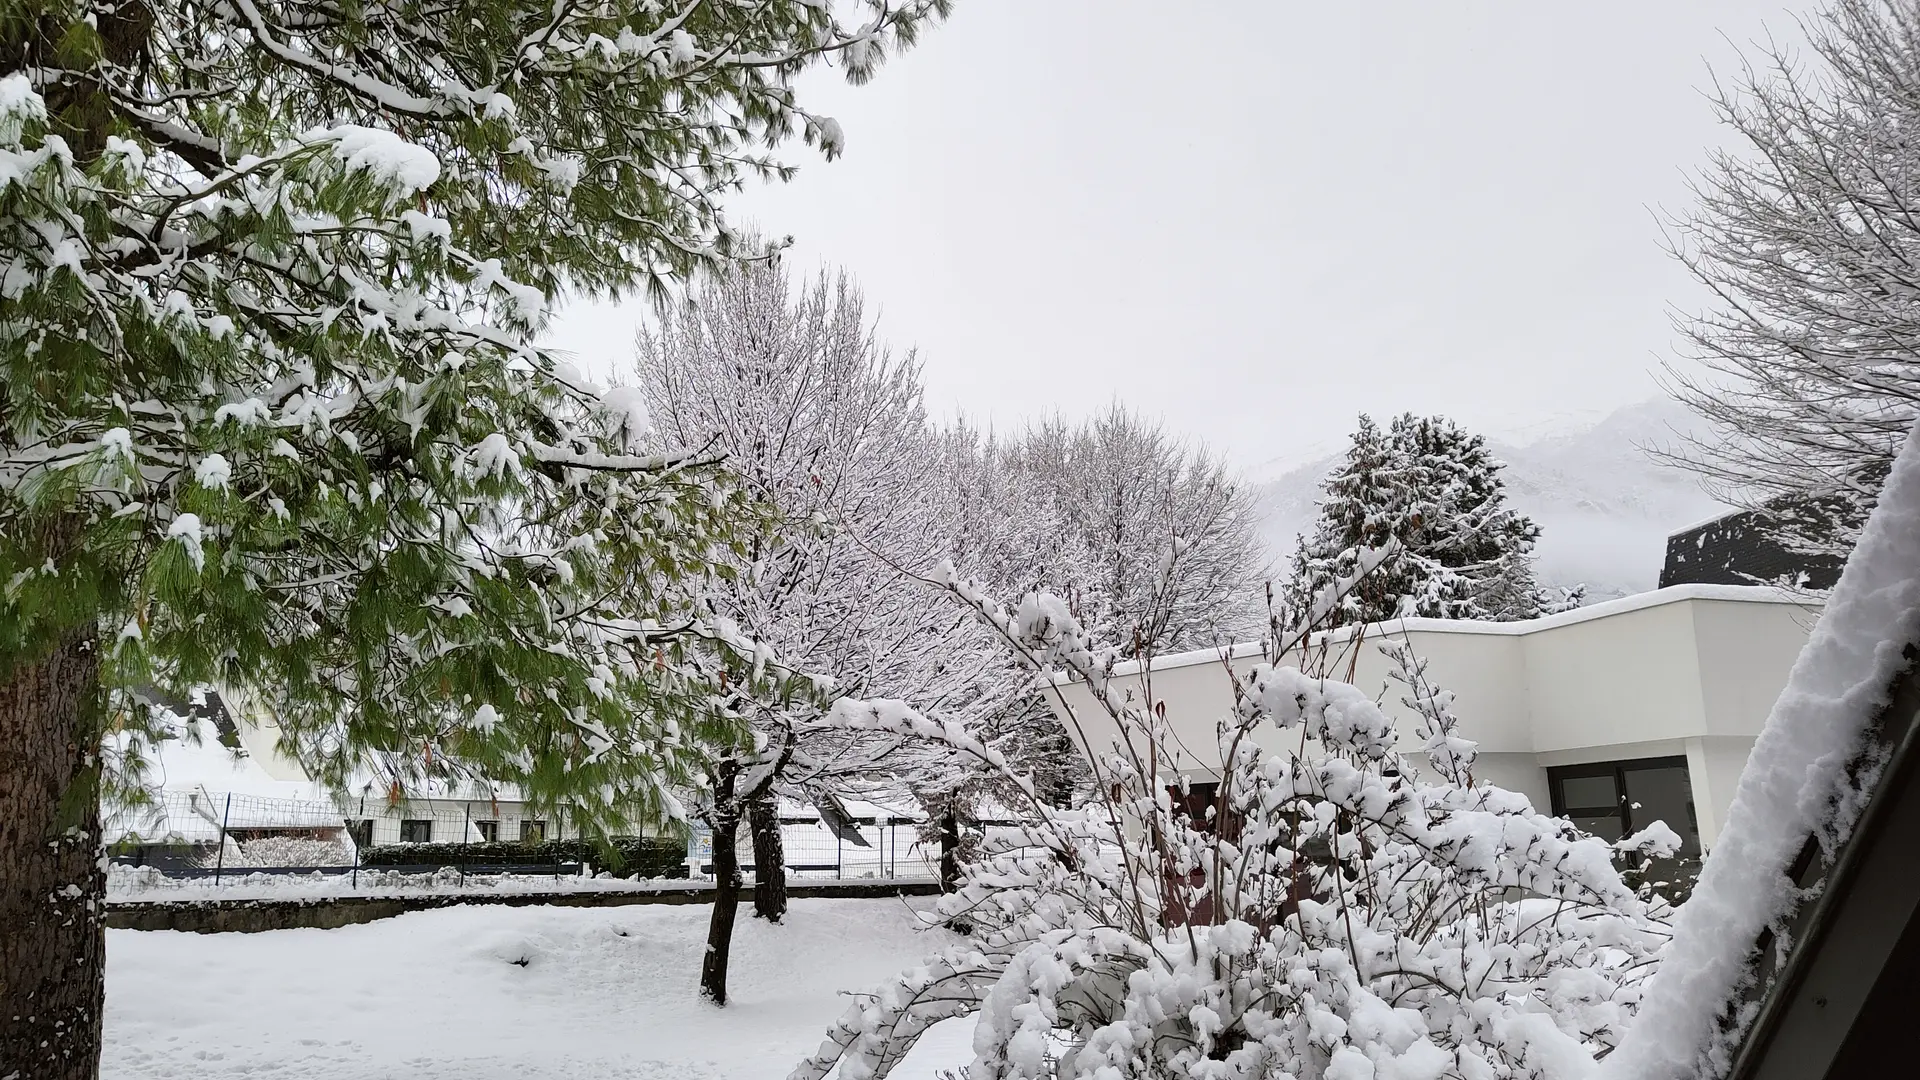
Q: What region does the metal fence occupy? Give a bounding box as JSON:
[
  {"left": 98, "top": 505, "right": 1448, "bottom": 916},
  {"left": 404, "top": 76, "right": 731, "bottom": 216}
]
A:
[
  {"left": 106, "top": 789, "right": 592, "bottom": 885},
  {"left": 105, "top": 788, "right": 1005, "bottom": 887},
  {"left": 721, "top": 817, "right": 942, "bottom": 880}
]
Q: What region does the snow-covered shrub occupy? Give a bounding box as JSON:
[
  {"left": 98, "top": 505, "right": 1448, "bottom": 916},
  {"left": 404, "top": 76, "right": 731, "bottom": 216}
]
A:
[
  {"left": 793, "top": 570, "right": 1673, "bottom": 1080},
  {"left": 215, "top": 835, "right": 353, "bottom": 869}
]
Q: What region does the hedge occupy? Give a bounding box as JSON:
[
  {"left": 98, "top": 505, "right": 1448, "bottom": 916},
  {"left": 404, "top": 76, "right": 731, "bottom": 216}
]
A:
[{"left": 359, "top": 835, "right": 689, "bottom": 878}]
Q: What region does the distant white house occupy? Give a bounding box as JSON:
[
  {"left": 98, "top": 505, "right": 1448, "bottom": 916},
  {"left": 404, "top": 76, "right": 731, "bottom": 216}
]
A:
[
  {"left": 108, "top": 687, "right": 598, "bottom": 860},
  {"left": 110, "top": 690, "right": 944, "bottom": 878},
  {"left": 1044, "top": 583, "right": 1821, "bottom": 858}
]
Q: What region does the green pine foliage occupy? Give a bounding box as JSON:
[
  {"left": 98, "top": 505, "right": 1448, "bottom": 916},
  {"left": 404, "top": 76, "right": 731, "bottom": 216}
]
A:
[
  {"left": 1, "top": 0, "right": 950, "bottom": 829},
  {"left": 1287, "top": 414, "right": 1552, "bottom": 628}
]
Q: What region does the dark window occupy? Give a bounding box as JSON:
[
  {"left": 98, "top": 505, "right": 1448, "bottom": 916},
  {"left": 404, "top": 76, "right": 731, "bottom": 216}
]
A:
[
  {"left": 1624, "top": 764, "right": 1700, "bottom": 858},
  {"left": 1549, "top": 757, "right": 1700, "bottom": 857},
  {"left": 346, "top": 819, "right": 374, "bottom": 848},
  {"left": 400, "top": 819, "right": 432, "bottom": 843},
  {"left": 520, "top": 819, "right": 546, "bottom": 842},
  {"left": 474, "top": 820, "right": 498, "bottom": 842},
  {"left": 1167, "top": 781, "right": 1240, "bottom": 840}
]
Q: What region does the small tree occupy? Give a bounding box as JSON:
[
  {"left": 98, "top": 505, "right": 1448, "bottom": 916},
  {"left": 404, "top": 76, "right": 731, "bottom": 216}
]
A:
[
  {"left": 635, "top": 262, "right": 1009, "bottom": 1000},
  {"left": 1663, "top": 0, "right": 1920, "bottom": 559},
  {"left": 1287, "top": 414, "right": 1568, "bottom": 628},
  {"left": 792, "top": 567, "right": 1675, "bottom": 1080}
]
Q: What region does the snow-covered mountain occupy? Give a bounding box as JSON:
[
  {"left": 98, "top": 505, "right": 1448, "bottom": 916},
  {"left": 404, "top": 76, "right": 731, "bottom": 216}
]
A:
[{"left": 1252, "top": 399, "right": 1731, "bottom": 602}]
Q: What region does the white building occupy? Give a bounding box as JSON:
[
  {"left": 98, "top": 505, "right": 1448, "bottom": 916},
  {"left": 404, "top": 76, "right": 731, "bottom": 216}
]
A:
[
  {"left": 1044, "top": 584, "right": 1822, "bottom": 856},
  {"left": 109, "top": 688, "right": 596, "bottom": 862}
]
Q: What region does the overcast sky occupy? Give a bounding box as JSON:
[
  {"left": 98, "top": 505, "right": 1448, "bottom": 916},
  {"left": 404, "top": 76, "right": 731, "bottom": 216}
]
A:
[{"left": 544, "top": 0, "right": 1816, "bottom": 477}]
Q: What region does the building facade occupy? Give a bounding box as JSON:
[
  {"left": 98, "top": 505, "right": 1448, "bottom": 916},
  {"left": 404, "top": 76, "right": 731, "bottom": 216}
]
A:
[{"left": 1044, "top": 584, "right": 1821, "bottom": 856}]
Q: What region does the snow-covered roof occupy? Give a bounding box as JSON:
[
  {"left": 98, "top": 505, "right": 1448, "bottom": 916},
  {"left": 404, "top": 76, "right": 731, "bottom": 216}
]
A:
[
  {"left": 137, "top": 718, "right": 328, "bottom": 803},
  {"left": 1089, "top": 583, "right": 1813, "bottom": 679},
  {"left": 1668, "top": 503, "right": 1758, "bottom": 536},
  {"left": 1597, "top": 423, "right": 1920, "bottom": 1080}
]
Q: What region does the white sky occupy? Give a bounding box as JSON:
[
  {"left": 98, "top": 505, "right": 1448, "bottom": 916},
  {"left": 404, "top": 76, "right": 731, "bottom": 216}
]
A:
[{"left": 544, "top": 0, "right": 1816, "bottom": 477}]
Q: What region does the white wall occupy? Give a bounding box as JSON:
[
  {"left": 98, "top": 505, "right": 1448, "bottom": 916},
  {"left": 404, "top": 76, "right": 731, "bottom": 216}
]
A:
[
  {"left": 1686, "top": 735, "right": 1759, "bottom": 848},
  {"left": 1519, "top": 599, "right": 1705, "bottom": 752},
  {"left": 1045, "top": 586, "right": 1818, "bottom": 849},
  {"left": 1690, "top": 598, "right": 1823, "bottom": 739}
]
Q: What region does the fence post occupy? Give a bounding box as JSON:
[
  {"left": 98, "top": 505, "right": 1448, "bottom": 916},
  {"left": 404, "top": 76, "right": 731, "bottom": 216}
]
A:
[
  {"left": 213, "top": 793, "right": 233, "bottom": 886},
  {"left": 836, "top": 829, "right": 843, "bottom": 880},
  {"left": 460, "top": 803, "right": 471, "bottom": 887}
]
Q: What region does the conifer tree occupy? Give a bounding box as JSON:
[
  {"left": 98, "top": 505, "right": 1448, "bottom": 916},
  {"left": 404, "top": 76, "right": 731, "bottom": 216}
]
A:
[
  {"left": 1286, "top": 414, "right": 1558, "bottom": 627},
  {"left": 0, "top": 1, "right": 946, "bottom": 1071}
]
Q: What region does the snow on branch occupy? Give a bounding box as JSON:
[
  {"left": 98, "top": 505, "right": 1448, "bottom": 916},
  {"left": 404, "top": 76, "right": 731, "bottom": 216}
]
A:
[
  {"left": 792, "top": 561, "right": 1673, "bottom": 1080},
  {"left": 1598, "top": 417, "right": 1920, "bottom": 1080}
]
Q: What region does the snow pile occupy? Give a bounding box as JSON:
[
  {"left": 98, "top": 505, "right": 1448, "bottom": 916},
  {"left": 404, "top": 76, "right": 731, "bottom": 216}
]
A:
[
  {"left": 1597, "top": 418, "right": 1920, "bottom": 1080},
  {"left": 320, "top": 124, "right": 442, "bottom": 194},
  {"left": 104, "top": 898, "right": 970, "bottom": 1080},
  {"left": 222, "top": 835, "right": 351, "bottom": 869}
]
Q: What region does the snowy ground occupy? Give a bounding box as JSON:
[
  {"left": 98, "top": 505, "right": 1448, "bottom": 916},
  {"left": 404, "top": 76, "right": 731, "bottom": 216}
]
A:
[{"left": 104, "top": 897, "right": 969, "bottom": 1080}]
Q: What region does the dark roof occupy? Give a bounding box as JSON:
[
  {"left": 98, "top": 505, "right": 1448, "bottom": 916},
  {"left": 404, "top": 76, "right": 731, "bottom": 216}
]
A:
[
  {"left": 1660, "top": 506, "right": 1847, "bottom": 592},
  {"left": 138, "top": 685, "right": 242, "bottom": 749}
]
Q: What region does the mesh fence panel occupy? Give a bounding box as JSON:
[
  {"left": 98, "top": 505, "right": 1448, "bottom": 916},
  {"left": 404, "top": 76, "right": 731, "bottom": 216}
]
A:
[{"left": 104, "top": 788, "right": 1004, "bottom": 886}]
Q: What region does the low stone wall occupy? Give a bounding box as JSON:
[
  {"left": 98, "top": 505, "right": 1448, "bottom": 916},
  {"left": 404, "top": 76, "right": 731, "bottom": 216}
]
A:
[{"left": 107, "top": 879, "right": 943, "bottom": 933}]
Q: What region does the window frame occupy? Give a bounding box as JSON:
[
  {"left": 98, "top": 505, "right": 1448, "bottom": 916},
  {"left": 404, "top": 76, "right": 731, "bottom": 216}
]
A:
[
  {"left": 399, "top": 818, "right": 433, "bottom": 844},
  {"left": 1548, "top": 755, "right": 1694, "bottom": 847}
]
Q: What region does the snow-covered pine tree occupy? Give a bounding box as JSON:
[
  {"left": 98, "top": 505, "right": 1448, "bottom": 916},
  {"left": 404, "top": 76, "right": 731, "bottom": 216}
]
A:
[
  {"left": 1286, "top": 414, "right": 1553, "bottom": 627},
  {"left": 634, "top": 262, "right": 1014, "bottom": 1001},
  {"left": 1284, "top": 414, "right": 1429, "bottom": 626},
  {"left": 0, "top": 1, "right": 945, "bottom": 1070},
  {"left": 1391, "top": 414, "right": 1548, "bottom": 620}
]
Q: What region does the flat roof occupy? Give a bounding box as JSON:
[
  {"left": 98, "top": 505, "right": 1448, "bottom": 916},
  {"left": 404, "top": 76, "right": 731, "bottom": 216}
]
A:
[{"left": 1090, "top": 584, "right": 1818, "bottom": 678}]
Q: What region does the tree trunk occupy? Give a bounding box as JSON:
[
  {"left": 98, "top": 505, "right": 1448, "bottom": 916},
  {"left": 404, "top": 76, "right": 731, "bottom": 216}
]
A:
[
  {"left": 939, "top": 809, "right": 962, "bottom": 893},
  {"left": 699, "top": 767, "right": 742, "bottom": 1005},
  {"left": 748, "top": 794, "right": 786, "bottom": 923},
  {"left": 0, "top": 622, "right": 106, "bottom": 1080}
]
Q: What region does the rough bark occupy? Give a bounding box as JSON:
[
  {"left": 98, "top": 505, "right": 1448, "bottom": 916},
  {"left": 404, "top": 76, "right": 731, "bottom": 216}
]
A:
[
  {"left": 748, "top": 793, "right": 786, "bottom": 923},
  {"left": 3, "top": 9, "right": 150, "bottom": 1069},
  {"left": 0, "top": 622, "right": 106, "bottom": 1080},
  {"left": 699, "top": 766, "right": 742, "bottom": 1005}
]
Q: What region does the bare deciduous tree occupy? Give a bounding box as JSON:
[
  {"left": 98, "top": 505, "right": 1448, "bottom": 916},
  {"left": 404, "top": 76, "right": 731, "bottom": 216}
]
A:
[
  {"left": 1005, "top": 404, "right": 1270, "bottom": 658},
  {"left": 635, "top": 262, "right": 1010, "bottom": 1000},
  {"left": 1665, "top": 0, "right": 1920, "bottom": 554}
]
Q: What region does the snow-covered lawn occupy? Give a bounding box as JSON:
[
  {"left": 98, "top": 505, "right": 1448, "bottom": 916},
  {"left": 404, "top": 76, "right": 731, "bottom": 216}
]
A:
[{"left": 104, "top": 897, "right": 968, "bottom": 1080}]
